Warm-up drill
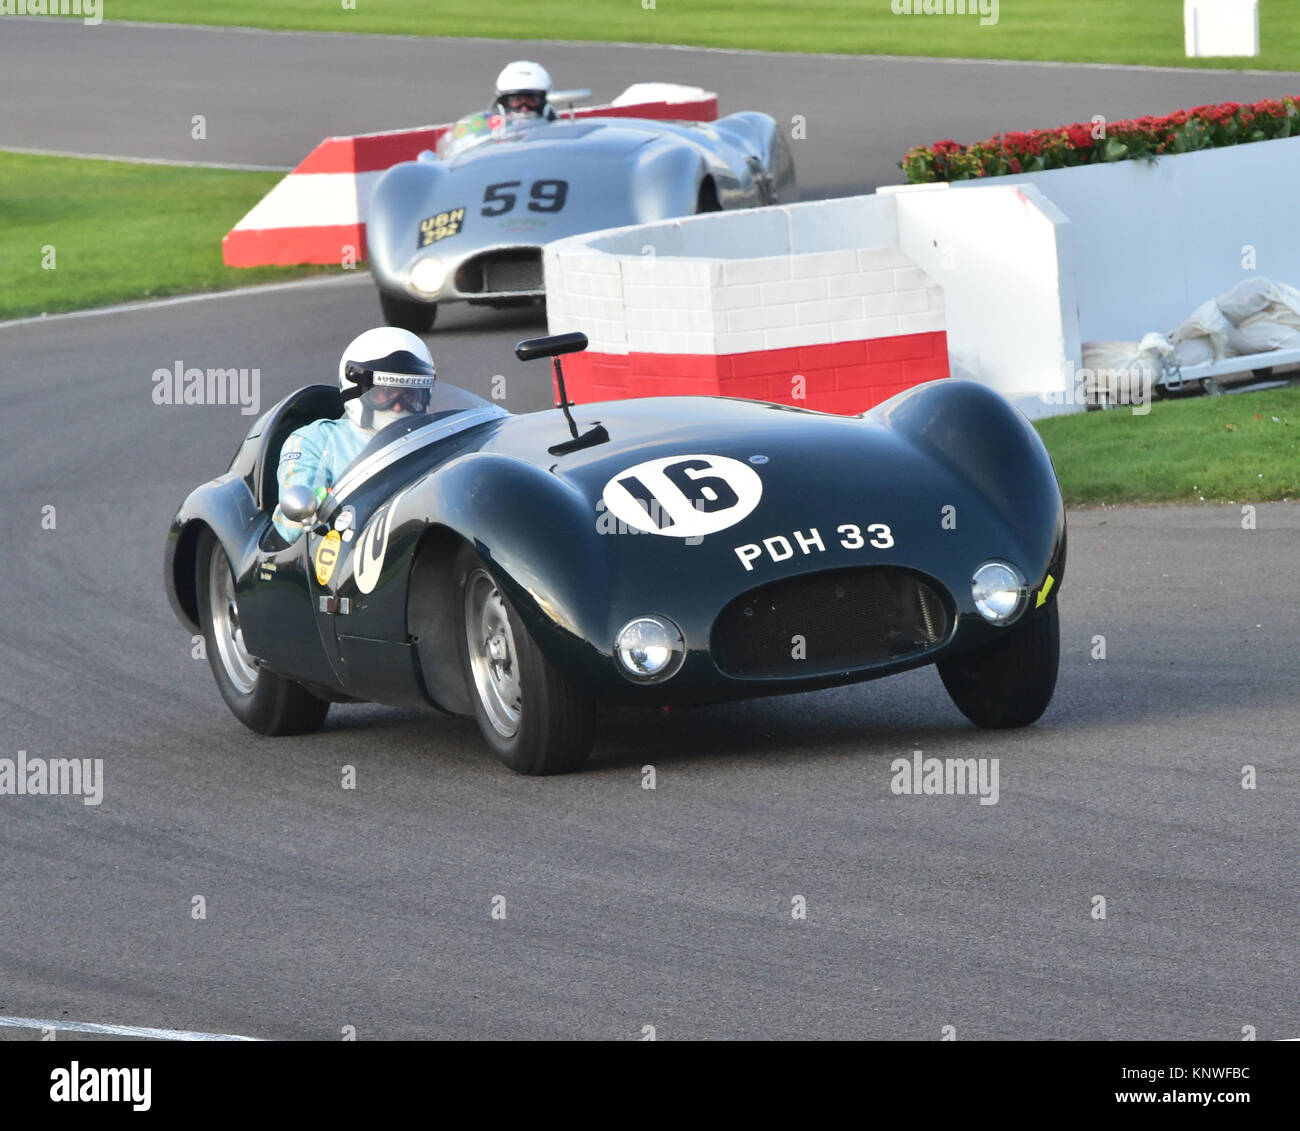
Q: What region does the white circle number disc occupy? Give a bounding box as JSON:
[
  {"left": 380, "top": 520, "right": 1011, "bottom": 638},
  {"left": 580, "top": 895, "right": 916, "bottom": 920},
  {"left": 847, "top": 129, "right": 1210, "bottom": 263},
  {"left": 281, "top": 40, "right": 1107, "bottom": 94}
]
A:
[{"left": 601, "top": 454, "right": 763, "bottom": 538}]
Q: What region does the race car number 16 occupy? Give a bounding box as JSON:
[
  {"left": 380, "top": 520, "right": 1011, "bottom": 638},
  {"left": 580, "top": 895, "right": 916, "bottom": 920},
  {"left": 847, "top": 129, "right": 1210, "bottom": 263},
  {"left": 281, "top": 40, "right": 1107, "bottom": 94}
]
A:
[{"left": 601, "top": 454, "right": 763, "bottom": 539}]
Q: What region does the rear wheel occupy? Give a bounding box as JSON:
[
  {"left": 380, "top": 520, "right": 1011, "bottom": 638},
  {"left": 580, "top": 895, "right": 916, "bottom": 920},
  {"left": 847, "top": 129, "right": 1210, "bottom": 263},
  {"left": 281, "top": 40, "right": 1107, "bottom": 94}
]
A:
[
  {"left": 197, "top": 529, "right": 330, "bottom": 736},
  {"left": 454, "top": 545, "right": 594, "bottom": 774},
  {"left": 937, "top": 602, "right": 1060, "bottom": 729},
  {"left": 695, "top": 177, "right": 721, "bottom": 213},
  {"left": 379, "top": 291, "right": 437, "bottom": 334}
]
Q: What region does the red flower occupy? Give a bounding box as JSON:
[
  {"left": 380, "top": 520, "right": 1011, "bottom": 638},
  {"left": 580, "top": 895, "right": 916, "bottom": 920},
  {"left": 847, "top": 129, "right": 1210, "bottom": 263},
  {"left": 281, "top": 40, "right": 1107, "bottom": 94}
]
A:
[
  {"left": 908, "top": 96, "right": 1300, "bottom": 185},
  {"left": 1066, "top": 124, "right": 1094, "bottom": 149}
]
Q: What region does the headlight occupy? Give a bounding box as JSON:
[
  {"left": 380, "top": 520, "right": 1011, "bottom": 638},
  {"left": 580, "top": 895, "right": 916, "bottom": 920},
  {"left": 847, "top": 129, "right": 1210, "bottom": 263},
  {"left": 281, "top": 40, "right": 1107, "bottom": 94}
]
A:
[
  {"left": 408, "top": 257, "right": 448, "bottom": 296},
  {"left": 971, "top": 561, "right": 1028, "bottom": 625},
  {"left": 614, "top": 616, "right": 685, "bottom": 683}
]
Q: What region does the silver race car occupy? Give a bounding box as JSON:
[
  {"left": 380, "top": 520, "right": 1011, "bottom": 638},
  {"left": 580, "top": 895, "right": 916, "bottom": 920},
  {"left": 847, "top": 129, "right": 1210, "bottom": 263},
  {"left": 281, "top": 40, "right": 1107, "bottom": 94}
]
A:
[{"left": 366, "top": 103, "right": 796, "bottom": 331}]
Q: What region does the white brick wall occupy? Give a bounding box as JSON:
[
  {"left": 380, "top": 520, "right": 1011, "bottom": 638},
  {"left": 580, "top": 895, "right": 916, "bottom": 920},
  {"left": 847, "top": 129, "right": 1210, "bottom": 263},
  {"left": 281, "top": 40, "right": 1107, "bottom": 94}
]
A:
[{"left": 544, "top": 194, "right": 945, "bottom": 356}]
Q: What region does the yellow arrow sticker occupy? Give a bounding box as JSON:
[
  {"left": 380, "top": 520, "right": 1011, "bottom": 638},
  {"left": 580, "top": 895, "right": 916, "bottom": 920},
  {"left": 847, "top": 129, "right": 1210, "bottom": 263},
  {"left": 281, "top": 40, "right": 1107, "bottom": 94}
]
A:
[
  {"left": 1036, "top": 573, "right": 1056, "bottom": 608},
  {"left": 314, "top": 530, "right": 342, "bottom": 587}
]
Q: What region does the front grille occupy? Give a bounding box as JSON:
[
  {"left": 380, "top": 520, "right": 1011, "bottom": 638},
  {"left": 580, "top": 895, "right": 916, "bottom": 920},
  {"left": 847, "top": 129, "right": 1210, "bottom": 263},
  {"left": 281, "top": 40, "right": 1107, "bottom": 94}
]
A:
[
  {"left": 454, "top": 248, "right": 543, "bottom": 295},
  {"left": 710, "top": 566, "right": 951, "bottom": 679}
]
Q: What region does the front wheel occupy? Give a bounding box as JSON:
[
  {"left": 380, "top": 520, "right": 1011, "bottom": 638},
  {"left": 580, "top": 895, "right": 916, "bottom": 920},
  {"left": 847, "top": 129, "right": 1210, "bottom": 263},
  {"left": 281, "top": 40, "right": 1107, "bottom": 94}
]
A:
[
  {"left": 196, "top": 529, "right": 330, "bottom": 736},
  {"left": 454, "top": 545, "right": 594, "bottom": 774},
  {"left": 937, "top": 602, "right": 1060, "bottom": 729},
  {"left": 379, "top": 291, "right": 437, "bottom": 334}
]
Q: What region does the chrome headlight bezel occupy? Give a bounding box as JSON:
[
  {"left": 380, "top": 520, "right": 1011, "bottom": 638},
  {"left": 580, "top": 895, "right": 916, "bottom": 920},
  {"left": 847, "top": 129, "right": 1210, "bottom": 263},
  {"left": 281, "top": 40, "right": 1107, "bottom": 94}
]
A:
[
  {"left": 614, "top": 615, "right": 686, "bottom": 683},
  {"left": 971, "top": 560, "right": 1028, "bottom": 626}
]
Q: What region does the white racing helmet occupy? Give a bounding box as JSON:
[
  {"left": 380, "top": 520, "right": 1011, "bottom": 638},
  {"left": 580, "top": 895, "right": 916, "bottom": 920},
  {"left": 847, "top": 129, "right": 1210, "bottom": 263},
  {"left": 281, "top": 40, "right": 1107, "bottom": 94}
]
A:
[
  {"left": 338, "top": 327, "right": 436, "bottom": 433},
  {"left": 494, "top": 60, "right": 552, "bottom": 120}
]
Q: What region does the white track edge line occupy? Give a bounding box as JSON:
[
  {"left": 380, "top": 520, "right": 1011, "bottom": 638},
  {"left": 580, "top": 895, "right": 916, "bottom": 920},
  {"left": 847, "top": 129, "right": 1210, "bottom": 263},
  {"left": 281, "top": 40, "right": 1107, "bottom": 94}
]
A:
[
  {"left": 0, "top": 145, "right": 290, "bottom": 172},
  {"left": 0, "top": 273, "right": 373, "bottom": 331},
  {"left": 0, "top": 1015, "right": 260, "bottom": 1042}
]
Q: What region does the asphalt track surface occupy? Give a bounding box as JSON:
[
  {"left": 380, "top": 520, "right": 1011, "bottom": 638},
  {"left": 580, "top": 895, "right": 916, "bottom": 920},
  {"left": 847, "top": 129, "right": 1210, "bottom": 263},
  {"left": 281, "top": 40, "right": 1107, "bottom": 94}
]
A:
[{"left": 0, "top": 20, "right": 1297, "bottom": 1040}]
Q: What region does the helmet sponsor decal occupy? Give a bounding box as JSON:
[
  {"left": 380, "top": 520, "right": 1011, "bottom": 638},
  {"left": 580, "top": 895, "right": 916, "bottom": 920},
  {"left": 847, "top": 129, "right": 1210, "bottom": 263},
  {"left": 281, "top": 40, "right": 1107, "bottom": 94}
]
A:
[
  {"left": 601, "top": 454, "right": 762, "bottom": 539},
  {"left": 314, "top": 530, "right": 342, "bottom": 587}
]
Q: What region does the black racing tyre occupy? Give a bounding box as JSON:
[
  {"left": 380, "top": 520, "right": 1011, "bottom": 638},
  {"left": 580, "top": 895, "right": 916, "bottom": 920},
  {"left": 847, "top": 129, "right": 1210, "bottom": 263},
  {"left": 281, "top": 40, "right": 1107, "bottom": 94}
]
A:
[
  {"left": 695, "top": 177, "right": 721, "bottom": 213},
  {"left": 454, "top": 544, "right": 594, "bottom": 775},
  {"left": 937, "top": 602, "right": 1060, "bottom": 729},
  {"left": 196, "top": 529, "right": 330, "bottom": 736},
  {"left": 379, "top": 291, "right": 438, "bottom": 334}
]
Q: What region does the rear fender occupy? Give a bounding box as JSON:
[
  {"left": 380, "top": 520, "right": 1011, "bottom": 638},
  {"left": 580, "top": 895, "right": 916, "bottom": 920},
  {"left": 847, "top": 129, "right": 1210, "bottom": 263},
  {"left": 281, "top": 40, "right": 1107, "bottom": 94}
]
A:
[
  {"left": 164, "top": 477, "right": 264, "bottom": 631},
  {"left": 630, "top": 140, "right": 710, "bottom": 220},
  {"left": 713, "top": 111, "right": 797, "bottom": 203}
]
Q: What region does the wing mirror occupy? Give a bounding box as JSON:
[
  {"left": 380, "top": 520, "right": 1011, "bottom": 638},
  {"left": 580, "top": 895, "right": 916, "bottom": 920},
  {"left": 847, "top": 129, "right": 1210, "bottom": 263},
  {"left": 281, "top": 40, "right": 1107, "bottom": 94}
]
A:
[
  {"left": 515, "top": 332, "right": 589, "bottom": 361},
  {"left": 279, "top": 484, "right": 320, "bottom": 524},
  {"left": 514, "top": 332, "right": 607, "bottom": 455}
]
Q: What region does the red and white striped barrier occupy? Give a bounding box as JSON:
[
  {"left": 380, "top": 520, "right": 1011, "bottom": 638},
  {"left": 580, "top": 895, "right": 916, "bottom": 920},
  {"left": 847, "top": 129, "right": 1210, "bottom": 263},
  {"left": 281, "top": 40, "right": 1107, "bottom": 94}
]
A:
[
  {"left": 544, "top": 197, "right": 949, "bottom": 416},
  {"left": 222, "top": 85, "right": 719, "bottom": 268}
]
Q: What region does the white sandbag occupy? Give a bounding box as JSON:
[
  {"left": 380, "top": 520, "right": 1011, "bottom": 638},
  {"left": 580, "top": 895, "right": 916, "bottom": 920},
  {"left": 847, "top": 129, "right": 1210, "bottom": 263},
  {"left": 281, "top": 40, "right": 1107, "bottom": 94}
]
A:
[
  {"left": 1080, "top": 333, "right": 1170, "bottom": 403},
  {"left": 1239, "top": 282, "right": 1300, "bottom": 332},
  {"left": 1170, "top": 298, "right": 1232, "bottom": 363},
  {"left": 1216, "top": 276, "right": 1278, "bottom": 324},
  {"left": 1227, "top": 319, "right": 1300, "bottom": 356},
  {"left": 1216, "top": 276, "right": 1300, "bottom": 329},
  {"left": 1171, "top": 336, "right": 1216, "bottom": 368}
]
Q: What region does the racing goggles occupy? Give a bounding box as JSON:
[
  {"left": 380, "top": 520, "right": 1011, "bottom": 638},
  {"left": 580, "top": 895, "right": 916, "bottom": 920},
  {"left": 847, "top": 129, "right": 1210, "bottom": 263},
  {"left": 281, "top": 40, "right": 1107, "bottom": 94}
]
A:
[
  {"left": 500, "top": 91, "right": 544, "bottom": 114},
  {"left": 368, "top": 385, "right": 431, "bottom": 414}
]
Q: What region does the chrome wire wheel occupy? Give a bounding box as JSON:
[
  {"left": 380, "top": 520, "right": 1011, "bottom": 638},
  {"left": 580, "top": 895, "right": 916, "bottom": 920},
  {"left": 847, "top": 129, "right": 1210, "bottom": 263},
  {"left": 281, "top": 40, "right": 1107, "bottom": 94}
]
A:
[
  {"left": 208, "top": 550, "right": 258, "bottom": 694},
  {"left": 464, "top": 568, "right": 522, "bottom": 739}
]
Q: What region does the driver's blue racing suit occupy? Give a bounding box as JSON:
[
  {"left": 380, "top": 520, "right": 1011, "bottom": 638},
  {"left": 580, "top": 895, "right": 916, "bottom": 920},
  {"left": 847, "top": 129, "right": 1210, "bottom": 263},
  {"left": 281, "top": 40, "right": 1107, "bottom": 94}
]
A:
[{"left": 271, "top": 418, "right": 371, "bottom": 543}]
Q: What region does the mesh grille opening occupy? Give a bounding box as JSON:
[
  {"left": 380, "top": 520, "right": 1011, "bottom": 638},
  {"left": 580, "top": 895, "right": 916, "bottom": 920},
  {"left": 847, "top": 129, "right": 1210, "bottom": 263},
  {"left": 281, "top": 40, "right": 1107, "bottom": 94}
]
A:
[
  {"left": 711, "top": 566, "right": 951, "bottom": 679},
  {"left": 454, "top": 249, "right": 543, "bottom": 295}
]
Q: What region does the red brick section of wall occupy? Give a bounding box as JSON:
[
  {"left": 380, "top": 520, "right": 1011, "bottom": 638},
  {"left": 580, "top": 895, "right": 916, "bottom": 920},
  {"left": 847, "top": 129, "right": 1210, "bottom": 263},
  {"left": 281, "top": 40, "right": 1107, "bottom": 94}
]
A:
[{"left": 557, "top": 332, "right": 949, "bottom": 414}]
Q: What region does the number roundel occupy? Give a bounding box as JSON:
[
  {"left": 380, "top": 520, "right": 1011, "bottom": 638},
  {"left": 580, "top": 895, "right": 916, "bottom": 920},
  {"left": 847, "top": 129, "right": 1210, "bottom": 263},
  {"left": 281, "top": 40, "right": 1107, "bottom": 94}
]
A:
[{"left": 601, "top": 454, "right": 763, "bottom": 539}]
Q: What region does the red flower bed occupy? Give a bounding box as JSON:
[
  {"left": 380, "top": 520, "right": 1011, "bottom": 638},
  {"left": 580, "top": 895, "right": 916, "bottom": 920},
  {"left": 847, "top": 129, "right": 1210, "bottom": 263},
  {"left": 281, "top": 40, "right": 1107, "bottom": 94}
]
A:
[{"left": 901, "top": 96, "right": 1300, "bottom": 183}]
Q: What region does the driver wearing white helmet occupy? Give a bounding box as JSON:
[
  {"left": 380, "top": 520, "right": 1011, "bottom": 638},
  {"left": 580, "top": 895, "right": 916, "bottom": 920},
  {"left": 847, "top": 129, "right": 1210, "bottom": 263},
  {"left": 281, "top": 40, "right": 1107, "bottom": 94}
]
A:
[
  {"left": 271, "top": 327, "right": 436, "bottom": 543},
  {"left": 492, "top": 60, "right": 556, "bottom": 122}
]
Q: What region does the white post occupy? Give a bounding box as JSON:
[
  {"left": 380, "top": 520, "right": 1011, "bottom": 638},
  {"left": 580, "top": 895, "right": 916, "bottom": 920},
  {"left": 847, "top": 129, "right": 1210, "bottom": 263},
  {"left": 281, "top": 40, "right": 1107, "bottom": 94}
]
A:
[{"left": 1184, "top": 0, "right": 1260, "bottom": 58}]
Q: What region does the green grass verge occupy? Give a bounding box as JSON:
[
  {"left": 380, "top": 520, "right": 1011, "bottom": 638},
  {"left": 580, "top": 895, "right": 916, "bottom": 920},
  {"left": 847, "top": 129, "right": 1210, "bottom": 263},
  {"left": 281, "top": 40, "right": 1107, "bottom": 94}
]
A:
[
  {"left": 0, "top": 151, "right": 338, "bottom": 321},
  {"left": 101, "top": 0, "right": 1300, "bottom": 71},
  {"left": 1035, "top": 385, "right": 1300, "bottom": 507}
]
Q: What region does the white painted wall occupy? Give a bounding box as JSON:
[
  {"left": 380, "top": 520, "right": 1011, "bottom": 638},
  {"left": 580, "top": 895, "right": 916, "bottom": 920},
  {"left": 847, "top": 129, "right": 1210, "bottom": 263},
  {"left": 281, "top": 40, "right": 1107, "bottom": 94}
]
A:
[
  {"left": 545, "top": 194, "right": 943, "bottom": 357},
  {"left": 932, "top": 136, "right": 1300, "bottom": 344},
  {"left": 881, "top": 182, "right": 1080, "bottom": 417},
  {"left": 547, "top": 187, "right": 1075, "bottom": 416}
]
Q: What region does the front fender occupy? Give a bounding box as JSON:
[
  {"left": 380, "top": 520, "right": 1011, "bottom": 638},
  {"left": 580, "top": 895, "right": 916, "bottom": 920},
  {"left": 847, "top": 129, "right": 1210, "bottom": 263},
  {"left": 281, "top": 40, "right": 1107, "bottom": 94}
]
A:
[
  {"left": 367, "top": 160, "right": 447, "bottom": 288},
  {"left": 871, "top": 379, "right": 1066, "bottom": 596},
  {"left": 417, "top": 453, "right": 612, "bottom": 659}
]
